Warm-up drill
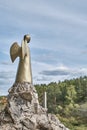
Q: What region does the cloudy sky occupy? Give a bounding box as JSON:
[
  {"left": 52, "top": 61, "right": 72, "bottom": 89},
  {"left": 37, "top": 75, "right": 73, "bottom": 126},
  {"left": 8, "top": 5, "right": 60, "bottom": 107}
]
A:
[{"left": 0, "top": 0, "right": 87, "bottom": 95}]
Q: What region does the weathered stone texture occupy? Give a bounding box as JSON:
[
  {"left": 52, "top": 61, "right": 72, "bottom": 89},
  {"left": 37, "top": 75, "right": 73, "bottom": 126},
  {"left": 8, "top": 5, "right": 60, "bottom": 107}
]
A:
[{"left": 0, "top": 83, "right": 69, "bottom": 130}]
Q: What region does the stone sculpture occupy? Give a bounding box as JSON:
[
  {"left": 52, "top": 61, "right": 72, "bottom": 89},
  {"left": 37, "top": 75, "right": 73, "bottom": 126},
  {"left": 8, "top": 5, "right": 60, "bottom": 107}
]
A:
[
  {"left": 0, "top": 35, "right": 69, "bottom": 130},
  {"left": 10, "top": 34, "right": 32, "bottom": 83}
]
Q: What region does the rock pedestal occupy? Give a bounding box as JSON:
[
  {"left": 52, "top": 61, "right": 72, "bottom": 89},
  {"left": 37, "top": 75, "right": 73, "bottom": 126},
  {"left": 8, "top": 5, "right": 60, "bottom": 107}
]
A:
[{"left": 0, "top": 83, "right": 69, "bottom": 130}]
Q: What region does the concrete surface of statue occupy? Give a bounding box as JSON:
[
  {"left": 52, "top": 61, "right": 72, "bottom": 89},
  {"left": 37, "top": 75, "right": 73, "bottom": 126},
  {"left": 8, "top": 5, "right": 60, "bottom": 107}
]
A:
[{"left": 10, "top": 34, "right": 32, "bottom": 83}]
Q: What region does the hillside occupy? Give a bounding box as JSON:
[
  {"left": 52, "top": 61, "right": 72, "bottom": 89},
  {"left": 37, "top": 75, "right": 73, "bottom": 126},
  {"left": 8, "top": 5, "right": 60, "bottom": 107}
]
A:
[{"left": 35, "top": 76, "right": 87, "bottom": 130}]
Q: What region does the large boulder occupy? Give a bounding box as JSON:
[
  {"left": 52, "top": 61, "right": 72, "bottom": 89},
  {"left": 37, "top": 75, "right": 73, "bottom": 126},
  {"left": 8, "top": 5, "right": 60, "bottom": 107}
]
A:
[{"left": 0, "top": 83, "right": 69, "bottom": 130}]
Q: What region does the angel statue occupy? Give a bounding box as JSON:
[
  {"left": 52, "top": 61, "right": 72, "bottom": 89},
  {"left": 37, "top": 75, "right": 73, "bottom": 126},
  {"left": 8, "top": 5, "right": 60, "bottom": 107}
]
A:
[{"left": 10, "top": 34, "right": 32, "bottom": 84}]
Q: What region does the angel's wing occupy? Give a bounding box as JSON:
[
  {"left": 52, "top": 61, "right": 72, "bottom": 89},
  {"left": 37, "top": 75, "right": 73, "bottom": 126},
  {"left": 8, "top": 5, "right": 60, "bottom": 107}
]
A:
[{"left": 10, "top": 42, "right": 21, "bottom": 62}]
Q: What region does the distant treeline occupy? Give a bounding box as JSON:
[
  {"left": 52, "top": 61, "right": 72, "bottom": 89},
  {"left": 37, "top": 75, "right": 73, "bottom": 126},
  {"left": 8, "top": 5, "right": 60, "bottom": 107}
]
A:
[{"left": 35, "top": 76, "right": 87, "bottom": 114}]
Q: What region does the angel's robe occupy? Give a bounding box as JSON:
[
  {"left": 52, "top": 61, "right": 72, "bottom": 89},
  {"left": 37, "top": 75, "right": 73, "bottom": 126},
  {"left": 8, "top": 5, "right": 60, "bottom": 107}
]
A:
[{"left": 10, "top": 40, "right": 32, "bottom": 84}]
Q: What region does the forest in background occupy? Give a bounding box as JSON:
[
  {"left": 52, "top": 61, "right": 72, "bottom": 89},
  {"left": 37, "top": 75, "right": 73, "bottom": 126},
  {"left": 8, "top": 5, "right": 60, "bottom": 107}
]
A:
[
  {"left": 0, "top": 76, "right": 87, "bottom": 130},
  {"left": 35, "top": 76, "right": 87, "bottom": 130}
]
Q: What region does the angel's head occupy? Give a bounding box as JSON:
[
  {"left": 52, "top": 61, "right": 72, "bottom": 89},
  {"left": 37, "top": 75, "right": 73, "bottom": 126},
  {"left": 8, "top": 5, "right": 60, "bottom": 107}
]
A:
[{"left": 24, "top": 34, "right": 31, "bottom": 43}]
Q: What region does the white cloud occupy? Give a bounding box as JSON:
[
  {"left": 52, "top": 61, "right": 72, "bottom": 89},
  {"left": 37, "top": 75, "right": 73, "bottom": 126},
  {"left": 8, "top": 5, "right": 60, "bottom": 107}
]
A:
[
  {"left": 31, "top": 61, "right": 87, "bottom": 84},
  {"left": 37, "top": 63, "right": 87, "bottom": 82}
]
